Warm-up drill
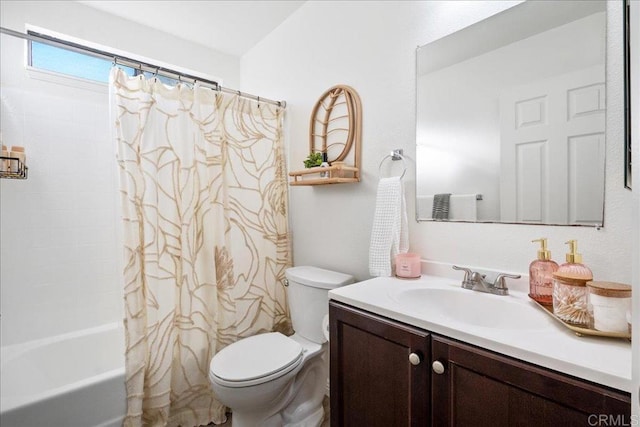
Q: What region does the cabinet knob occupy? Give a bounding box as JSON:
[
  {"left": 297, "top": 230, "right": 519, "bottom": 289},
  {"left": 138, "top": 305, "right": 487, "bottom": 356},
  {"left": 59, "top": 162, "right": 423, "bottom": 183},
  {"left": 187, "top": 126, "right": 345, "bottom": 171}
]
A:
[
  {"left": 408, "top": 352, "right": 421, "bottom": 366},
  {"left": 432, "top": 360, "right": 445, "bottom": 374}
]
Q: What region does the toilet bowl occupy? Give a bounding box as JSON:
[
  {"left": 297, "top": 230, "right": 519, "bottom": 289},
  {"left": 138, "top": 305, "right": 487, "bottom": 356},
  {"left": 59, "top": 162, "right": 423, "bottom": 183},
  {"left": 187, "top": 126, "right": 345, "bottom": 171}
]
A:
[{"left": 209, "top": 266, "right": 354, "bottom": 427}]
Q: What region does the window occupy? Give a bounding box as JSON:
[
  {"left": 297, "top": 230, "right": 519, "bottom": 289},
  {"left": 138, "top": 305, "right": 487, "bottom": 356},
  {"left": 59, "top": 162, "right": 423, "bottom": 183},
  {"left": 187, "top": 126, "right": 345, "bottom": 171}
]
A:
[
  {"left": 28, "top": 36, "right": 181, "bottom": 86},
  {"left": 29, "top": 40, "right": 134, "bottom": 83}
]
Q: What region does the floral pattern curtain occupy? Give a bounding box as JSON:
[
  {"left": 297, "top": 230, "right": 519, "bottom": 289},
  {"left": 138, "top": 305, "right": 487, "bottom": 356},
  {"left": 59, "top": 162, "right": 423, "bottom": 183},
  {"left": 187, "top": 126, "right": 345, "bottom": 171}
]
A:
[{"left": 110, "top": 68, "right": 291, "bottom": 426}]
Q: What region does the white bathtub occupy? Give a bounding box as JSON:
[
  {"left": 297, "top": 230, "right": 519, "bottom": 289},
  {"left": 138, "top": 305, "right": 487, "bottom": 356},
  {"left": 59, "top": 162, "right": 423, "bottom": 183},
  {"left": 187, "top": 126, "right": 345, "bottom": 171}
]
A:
[{"left": 0, "top": 323, "right": 126, "bottom": 427}]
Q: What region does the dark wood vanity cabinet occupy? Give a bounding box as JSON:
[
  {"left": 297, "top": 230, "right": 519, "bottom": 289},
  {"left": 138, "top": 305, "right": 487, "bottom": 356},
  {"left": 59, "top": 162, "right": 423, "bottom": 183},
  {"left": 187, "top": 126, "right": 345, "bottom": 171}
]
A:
[
  {"left": 431, "top": 336, "right": 631, "bottom": 426},
  {"left": 329, "top": 301, "right": 430, "bottom": 426},
  {"left": 329, "top": 301, "right": 631, "bottom": 427}
]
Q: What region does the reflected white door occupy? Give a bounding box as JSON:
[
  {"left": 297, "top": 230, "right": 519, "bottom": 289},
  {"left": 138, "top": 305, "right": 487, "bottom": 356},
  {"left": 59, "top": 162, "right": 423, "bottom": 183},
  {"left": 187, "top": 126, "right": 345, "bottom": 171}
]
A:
[{"left": 499, "top": 66, "right": 605, "bottom": 224}]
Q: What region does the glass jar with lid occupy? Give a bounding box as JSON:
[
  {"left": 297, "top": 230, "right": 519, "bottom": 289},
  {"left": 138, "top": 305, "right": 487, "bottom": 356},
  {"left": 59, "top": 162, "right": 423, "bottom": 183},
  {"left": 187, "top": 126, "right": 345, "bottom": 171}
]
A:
[
  {"left": 552, "top": 240, "right": 593, "bottom": 327},
  {"left": 586, "top": 281, "right": 632, "bottom": 333},
  {"left": 552, "top": 272, "right": 592, "bottom": 326}
]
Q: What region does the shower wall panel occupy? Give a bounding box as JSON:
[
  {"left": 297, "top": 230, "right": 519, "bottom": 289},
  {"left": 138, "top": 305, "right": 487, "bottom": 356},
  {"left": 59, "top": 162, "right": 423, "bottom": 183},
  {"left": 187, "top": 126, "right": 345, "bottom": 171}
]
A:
[{"left": 1, "top": 34, "right": 123, "bottom": 346}]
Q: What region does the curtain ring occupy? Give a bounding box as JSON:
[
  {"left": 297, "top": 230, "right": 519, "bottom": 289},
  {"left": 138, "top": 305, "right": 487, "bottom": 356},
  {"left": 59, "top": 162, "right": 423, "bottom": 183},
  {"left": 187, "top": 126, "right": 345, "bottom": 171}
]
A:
[{"left": 257, "top": 96, "right": 260, "bottom": 108}]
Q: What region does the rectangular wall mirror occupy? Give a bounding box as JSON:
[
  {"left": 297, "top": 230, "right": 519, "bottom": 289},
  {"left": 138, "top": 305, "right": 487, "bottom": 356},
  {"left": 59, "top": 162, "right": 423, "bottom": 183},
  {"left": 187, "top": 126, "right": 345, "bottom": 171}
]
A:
[
  {"left": 624, "top": 0, "right": 632, "bottom": 190},
  {"left": 416, "top": 1, "right": 607, "bottom": 226}
]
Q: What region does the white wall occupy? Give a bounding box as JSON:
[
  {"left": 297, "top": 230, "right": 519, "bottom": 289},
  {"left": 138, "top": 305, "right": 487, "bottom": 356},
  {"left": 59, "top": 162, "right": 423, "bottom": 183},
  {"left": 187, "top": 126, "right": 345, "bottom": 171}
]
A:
[
  {"left": 241, "top": 0, "right": 632, "bottom": 285},
  {"left": 242, "top": 0, "right": 636, "bottom": 405},
  {"left": 0, "top": 1, "right": 240, "bottom": 346},
  {"left": 630, "top": 0, "right": 640, "bottom": 417}
]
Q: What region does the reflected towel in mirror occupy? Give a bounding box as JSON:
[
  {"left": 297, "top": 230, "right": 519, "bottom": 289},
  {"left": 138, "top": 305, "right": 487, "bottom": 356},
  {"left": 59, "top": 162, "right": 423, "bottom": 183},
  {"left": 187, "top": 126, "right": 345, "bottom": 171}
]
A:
[
  {"left": 418, "top": 194, "right": 478, "bottom": 221},
  {"left": 432, "top": 193, "right": 451, "bottom": 219}
]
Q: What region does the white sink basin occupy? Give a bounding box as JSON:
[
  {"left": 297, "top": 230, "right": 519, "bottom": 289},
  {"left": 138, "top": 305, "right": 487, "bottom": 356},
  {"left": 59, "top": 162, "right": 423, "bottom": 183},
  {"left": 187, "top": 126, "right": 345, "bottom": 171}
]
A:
[{"left": 389, "top": 287, "right": 550, "bottom": 330}]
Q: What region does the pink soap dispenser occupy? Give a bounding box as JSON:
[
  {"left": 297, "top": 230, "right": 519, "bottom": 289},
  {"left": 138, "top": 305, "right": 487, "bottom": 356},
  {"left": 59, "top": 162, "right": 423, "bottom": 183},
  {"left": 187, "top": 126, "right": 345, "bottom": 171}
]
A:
[{"left": 528, "top": 238, "right": 559, "bottom": 306}]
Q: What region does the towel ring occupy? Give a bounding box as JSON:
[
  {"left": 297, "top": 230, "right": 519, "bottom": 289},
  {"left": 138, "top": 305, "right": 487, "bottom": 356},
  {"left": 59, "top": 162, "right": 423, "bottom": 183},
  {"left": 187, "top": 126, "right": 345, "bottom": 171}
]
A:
[{"left": 378, "top": 150, "right": 407, "bottom": 179}]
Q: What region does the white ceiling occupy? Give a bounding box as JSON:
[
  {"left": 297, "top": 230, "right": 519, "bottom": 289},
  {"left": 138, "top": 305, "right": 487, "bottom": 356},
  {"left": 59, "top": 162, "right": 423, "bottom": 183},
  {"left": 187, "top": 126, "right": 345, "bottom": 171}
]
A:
[{"left": 78, "top": 1, "right": 305, "bottom": 57}]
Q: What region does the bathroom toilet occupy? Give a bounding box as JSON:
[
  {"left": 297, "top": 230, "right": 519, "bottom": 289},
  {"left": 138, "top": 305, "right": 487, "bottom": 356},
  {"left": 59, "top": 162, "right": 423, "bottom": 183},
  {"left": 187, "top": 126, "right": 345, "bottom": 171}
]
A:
[{"left": 209, "top": 266, "right": 354, "bottom": 427}]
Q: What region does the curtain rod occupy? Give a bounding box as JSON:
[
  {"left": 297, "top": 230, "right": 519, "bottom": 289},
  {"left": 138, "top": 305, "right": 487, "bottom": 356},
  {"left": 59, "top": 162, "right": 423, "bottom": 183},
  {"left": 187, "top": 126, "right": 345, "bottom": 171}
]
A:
[{"left": 0, "top": 26, "right": 286, "bottom": 108}]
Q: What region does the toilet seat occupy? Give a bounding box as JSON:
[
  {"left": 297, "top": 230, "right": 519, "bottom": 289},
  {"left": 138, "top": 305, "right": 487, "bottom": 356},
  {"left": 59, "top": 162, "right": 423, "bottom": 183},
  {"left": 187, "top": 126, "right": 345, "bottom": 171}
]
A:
[{"left": 210, "top": 332, "right": 304, "bottom": 388}]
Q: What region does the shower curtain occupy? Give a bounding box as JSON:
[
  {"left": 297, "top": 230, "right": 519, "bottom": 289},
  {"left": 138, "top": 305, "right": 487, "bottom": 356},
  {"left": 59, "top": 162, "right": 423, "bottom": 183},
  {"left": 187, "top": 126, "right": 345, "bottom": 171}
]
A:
[{"left": 109, "top": 68, "right": 291, "bottom": 427}]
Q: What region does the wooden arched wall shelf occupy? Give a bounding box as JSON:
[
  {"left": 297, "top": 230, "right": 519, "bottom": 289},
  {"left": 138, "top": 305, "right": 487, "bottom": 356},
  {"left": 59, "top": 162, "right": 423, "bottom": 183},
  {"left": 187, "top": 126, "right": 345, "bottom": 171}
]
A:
[{"left": 289, "top": 85, "right": 362, "bottom": 185}]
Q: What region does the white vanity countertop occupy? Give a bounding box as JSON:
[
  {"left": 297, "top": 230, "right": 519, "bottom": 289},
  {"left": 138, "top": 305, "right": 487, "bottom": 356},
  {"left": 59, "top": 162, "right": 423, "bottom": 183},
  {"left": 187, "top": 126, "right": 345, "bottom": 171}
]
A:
[{"left": 328, "top": 274, "right": 632, "bottom": 392}]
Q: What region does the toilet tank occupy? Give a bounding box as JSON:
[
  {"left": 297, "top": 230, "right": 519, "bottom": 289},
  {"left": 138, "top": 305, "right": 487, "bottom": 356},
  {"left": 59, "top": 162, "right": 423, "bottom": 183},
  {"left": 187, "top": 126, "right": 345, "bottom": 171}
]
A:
[{"left": 285, "top": 266, "right": 354, "bottom": 343}]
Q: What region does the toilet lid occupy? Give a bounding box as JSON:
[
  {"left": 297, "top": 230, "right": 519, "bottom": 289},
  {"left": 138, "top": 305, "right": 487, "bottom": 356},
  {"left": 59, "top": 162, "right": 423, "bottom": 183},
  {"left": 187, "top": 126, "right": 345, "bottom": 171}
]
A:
[{"left": 210, "top": 332, "right": 303, "bottom": 384}]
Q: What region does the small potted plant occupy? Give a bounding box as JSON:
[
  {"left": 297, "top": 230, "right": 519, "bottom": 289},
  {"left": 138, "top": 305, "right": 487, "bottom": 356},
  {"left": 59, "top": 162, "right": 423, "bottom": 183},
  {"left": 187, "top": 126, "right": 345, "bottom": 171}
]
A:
[{"left": 303, "top": 152, "right": 324, "bottom": 168}]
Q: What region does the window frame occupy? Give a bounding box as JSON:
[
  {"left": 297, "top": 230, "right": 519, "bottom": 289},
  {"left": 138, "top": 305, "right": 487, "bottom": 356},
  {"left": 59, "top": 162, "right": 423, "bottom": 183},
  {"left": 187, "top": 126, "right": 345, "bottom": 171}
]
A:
[{"left": 23, "top": 26, "right": 222, "bottom": 91}]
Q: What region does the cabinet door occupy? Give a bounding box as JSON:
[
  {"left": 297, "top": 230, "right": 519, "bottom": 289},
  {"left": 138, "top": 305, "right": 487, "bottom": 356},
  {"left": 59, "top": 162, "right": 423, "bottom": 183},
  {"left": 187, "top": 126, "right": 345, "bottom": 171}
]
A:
[
  {"left": 431, "top": 335, "right": 631, "bottom": 427},
  {"left": 330, "top": 301, "right": 430, "bottom": 427}
]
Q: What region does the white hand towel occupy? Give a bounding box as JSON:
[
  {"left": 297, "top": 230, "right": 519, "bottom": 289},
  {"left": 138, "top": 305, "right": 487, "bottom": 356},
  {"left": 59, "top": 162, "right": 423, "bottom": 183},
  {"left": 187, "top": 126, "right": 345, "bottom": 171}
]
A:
[{"left": 369, "top": 176, "right": 408, "bottom": 277}]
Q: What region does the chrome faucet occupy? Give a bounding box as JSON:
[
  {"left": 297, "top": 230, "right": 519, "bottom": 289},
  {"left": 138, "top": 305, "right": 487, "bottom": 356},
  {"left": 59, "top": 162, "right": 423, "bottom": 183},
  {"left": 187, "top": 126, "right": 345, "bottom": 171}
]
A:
[{"left": 452, "top": 266, "right": 521, "bottom": 296}]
